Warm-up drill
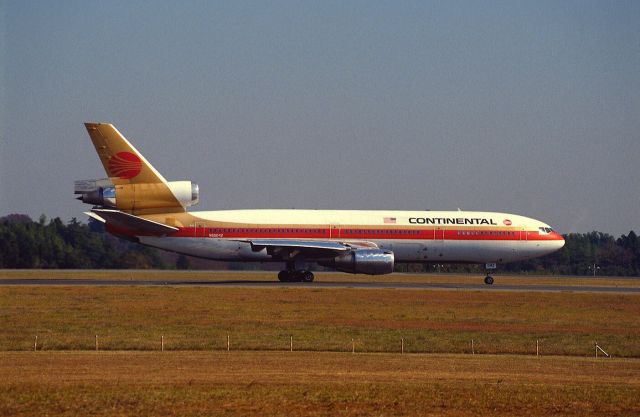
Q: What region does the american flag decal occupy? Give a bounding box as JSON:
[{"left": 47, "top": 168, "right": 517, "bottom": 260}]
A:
[{"left": 383, "top": 217, "right": 397, "bottom": 224}]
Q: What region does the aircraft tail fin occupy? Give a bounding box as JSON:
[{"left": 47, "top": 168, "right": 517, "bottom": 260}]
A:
[{"left": 84, "top": 122, "right": 167, "bottom": 185}]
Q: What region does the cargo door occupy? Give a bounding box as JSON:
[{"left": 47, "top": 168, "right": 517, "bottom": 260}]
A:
[{"left": 432, "top": 226, "right": 445, "bottom": 260}]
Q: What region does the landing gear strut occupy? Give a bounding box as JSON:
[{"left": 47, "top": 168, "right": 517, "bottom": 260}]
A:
[
  {"left": 278, "top": 263, "right": 314, "bottom": 283},
  {"left": 484, "top": 263, "right": 496, "bottom": 285}
]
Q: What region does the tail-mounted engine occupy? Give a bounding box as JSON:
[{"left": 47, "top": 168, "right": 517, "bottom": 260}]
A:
[{"left": 75, "top": 178, "right": 199, "bottom": 213}]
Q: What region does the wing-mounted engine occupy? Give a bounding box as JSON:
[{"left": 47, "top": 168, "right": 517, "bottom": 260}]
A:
[
  {"left": 320, "top": 249, "right": 395, "bottom": 275},
  {"left": 75, "top": 178, "right": 199, "bottom": 213}
]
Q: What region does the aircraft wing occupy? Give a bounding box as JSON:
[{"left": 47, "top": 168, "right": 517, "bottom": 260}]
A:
[
  {"left": 88, "top": 209, "right": 178, "bottom": 236},
  {"left": 242, "top": 239, "right": 378, "bottom": 260}
]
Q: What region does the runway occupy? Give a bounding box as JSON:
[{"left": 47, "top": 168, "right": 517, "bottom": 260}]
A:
[{"left": 2, "top": 278, "right": 640, "bottom": 293}]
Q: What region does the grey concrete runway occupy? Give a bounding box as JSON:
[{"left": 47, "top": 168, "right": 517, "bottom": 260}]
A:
[{"left": 2, "top": 278, "right": 640, "bottom": 293}]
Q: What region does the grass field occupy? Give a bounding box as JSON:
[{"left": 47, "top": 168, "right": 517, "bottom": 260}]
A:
[
  {"left": 2, "top": 283, "right": 639, "bottom": 356},
  {"left": 1, "top": 351, "right": 639, "bottom": 416},
  {"left": 2, "top": 271, "right": 639, "bottom": 416},
  {"left": 2, "top": 269, "right": 640, "bottom": 288}
]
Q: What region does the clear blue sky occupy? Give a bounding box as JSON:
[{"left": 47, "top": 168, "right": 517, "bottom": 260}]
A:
[{"left": 2, "top": 1, "right": 639, "bottom": 236}]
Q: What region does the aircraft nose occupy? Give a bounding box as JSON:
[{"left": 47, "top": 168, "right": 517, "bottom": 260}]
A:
[{"left": 552, "top": 232, "right": 565, "bottom": 250}]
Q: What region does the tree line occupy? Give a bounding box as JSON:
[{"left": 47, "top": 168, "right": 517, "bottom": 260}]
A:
[
  {"left": 0, "top": 214, "right": 167, "bottom": 269},
  {"left": 0, "top": 214, "right": 638, "bottom": 276}
]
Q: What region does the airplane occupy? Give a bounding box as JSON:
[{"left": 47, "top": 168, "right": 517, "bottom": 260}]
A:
[{"left": 75, "top": 122, "right": 565, "bottom": 285}]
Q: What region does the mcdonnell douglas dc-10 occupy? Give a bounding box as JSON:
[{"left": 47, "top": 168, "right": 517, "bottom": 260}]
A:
[{"left": 75, "top": 123, "right": 565, "bottom": 284}]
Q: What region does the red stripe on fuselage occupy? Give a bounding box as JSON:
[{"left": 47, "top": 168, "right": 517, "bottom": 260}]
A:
[{"left": 167, "top": 227, "right": 563, "bottom": 242}]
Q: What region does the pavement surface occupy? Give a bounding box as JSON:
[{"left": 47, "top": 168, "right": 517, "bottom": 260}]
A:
[{"left": 2, "top": 278, "right": 640, "bottom": 293}]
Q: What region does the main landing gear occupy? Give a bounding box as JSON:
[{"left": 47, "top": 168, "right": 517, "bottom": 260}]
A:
[
  {"left": 278, "top": 260, "right": 315, "bottom": 283},
  {"left": 278, "top": 270, "right": 315, "bottom": 283}
]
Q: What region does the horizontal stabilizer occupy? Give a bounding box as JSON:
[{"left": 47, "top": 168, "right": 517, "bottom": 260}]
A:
[
  {"left": 90, "top": 209, "right": 178, "bottom": 236},
  {"left": 85, "top": 211, "right": 106, "bottom": 223}
]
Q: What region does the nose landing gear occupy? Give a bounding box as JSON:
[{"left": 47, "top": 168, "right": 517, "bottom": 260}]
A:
[{"left": 484, "top": 262, "right": 496, "bottom": 285}]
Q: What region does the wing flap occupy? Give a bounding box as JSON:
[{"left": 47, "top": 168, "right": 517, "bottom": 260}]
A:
[
  {"left": 241, "top": 239, "right": 380, "bottom": 260},
  {"left": 247, "top": 239, "right": 350, "bottom": 252},
  {"left": 90, "top": 208, "right": 178, "bottom": 236}
]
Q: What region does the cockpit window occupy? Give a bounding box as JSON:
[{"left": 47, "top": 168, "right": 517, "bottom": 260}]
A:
[{"left": 539, "top": 227, "right": 554, "bottom": 234}]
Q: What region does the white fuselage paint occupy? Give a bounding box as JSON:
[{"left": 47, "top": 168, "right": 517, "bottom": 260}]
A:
[{"left": 137, "top": 209, "right": 565, "bottom": 264}]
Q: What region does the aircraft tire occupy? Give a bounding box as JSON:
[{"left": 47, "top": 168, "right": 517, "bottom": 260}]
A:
[
  {"left": 279, "top": 270, "right": 314, "bottom": 282},
  {"left": 302, "top": 271, "right": 314, "bottom": 282},
  {"left": 484, "top": 275, "right": 494, "bottom": 285},
  {"left": 278, "top": 271, "right": 291, "bottom": 282}
]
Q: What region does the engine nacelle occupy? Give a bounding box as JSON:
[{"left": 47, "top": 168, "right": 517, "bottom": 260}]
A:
[
  {"left": 163, "top": 181, "right": 199, "bottom": 208},
  {"left": 321, "top": 249, "right": 395, "bottom": 275},
  {"left": 75, "top": 178, "right": 116, "bottom": 207},
  {"left": 75, "top": 179, "right": 199, "bottom": 212}
]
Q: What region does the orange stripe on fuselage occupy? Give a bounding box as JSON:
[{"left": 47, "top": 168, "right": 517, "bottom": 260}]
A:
[{"left": 167, "top": 227, "right": 564, "bottom": 242}]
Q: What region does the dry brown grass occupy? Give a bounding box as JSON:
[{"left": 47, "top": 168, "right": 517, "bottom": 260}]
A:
[
  {"left": 1, "top": 351, "right": 638, "bottom": 416},
  {"left": 2, "top": 286, "right": 639, "bottom": 356},
  {"left": 2, "top": 273, "right": 639, "bottom": 416}
]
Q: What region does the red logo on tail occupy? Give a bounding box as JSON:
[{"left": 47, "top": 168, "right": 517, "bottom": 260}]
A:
[{"left": 108, "top": 152, "right": 142, "bottom": 179}]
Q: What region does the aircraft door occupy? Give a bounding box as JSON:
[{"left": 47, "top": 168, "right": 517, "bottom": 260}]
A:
[
  {"left": 195, "top": 222, "right": 206, "bottom": 237},
  {"left": 329, "top": 224, "right": 341, "bottom": 239},
  {"left": 432, "top": 227, "right": 445, "bottom": 260},
  {"left": 520, "top": 228, "right": 528, "bottom": 241}
]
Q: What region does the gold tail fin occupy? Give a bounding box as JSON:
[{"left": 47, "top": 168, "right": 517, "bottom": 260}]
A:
[
  {"left": 84, "top": 122, "right": 186, "bottom": 214},
  {"left": 84, "top": 122, "right": 167, "bottom": 185}
]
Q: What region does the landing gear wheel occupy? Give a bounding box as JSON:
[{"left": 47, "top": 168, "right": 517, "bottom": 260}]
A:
[
  {"left": 484, "top": 275, "right": 494, "bottom": 285},
  {"left": 278, "top": 270, "right": 314, "bottom": 282},
  {"left": 301, "top": 271, "right": 314, "bottom": 282},
  {"left": 278, "top": 271, "right": 292, "bottom": 282}
]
